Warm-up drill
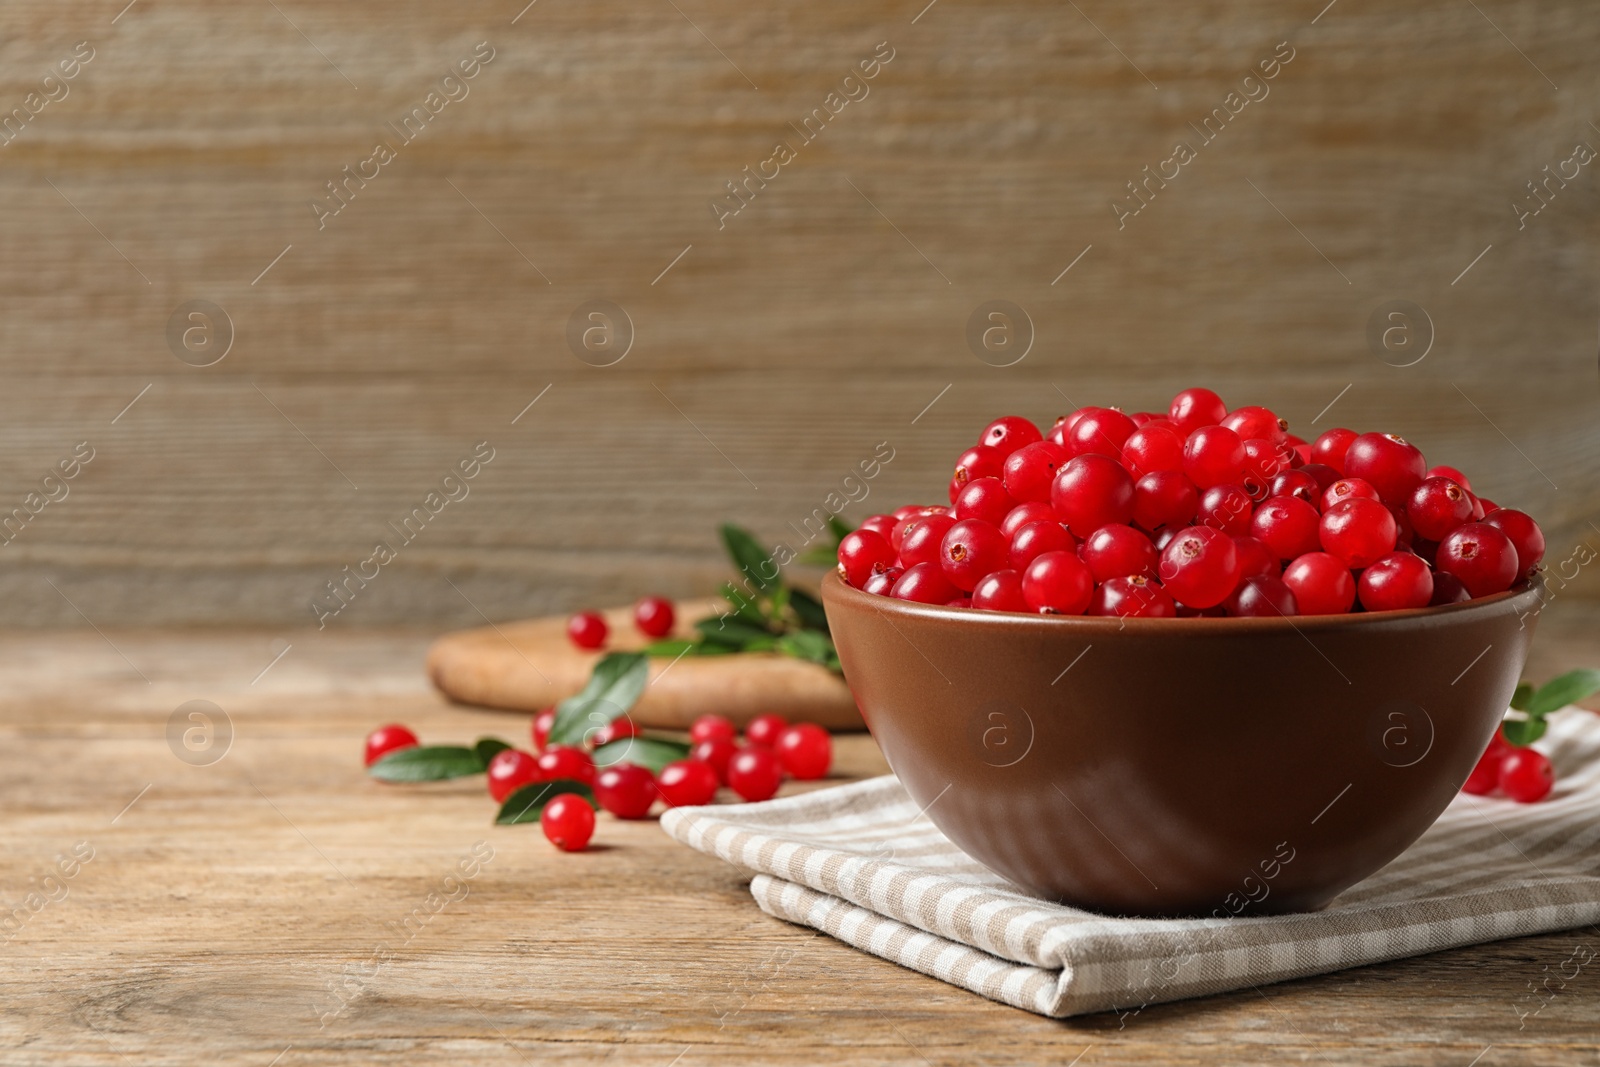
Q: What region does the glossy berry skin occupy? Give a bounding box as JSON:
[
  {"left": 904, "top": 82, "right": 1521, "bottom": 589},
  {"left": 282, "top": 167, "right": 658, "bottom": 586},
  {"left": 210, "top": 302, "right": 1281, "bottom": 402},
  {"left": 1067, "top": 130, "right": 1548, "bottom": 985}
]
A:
[
  {"left": 1197, "top": 484, "right": 1254, "bottom": 537},
  {"left": 1221, "top": 406, "right": 1288, "bottom": 446},
  {"left": 1000, "top": 501, "right": 1058, "bottom": 538},
  {"left": 1009, "top": 520, "right": 1075, "bottom": 571},
  {"left": 1224, "top": 575, "right": 1298, "bottom": 617},
  {"left": 1270, "top": 469, "right": 1321, "bottom": 506},
  {"left": 953, "top": 478, "right": 1017, "bottom": 528},
  {"left": 487, "top": 749, "right": 542, "bottom": 803},
  {"left": 745, "top": 713, "right": 788, "bottom": 749},
  {"left": 1425, "top": 464, "right": 1473, "bottom": 491},
  {"left": 776, "top": 724, "right": 832, "bottom": 780},
  {"left": 594, "top": 763, "right": 657, "bottom": 819},
  {"left": 1121, "top": 424, "right": 1185, "bottom": 477},
  {"left": 1250, "top": 496, "right": 1321, "bottom": 560},
  {"left": 1406, "top": 477, "right": 1474, "bottom": 542},
  {"left": 1342, "top": 433, "right": 1426, "bottom": 506},
  {"left": 1051, "top": 455, "right": 1136, "bottom": 537},
  {"left": 689, "top": 714, "right": 737, "bottom": 746},
  {"left": 1436, "top": 523, "right": 1519, "bottom": 597},
  {"left": 1089, "top": 575, "right": 1177, "bottom": 618},
  {"left": 979, "top": 416, "right": 1043, "bottom": 457},
  {"left": 1358, "top": 552, "right": 1434, "bottom": 612},
  {"left": 1463, "top": 730, "right": 1510, "bottom": 794},
  {"left": 891, "top": 562, "right": 960, "bottom": 604},
  {"left": 634, "top": 596, "right": 676, "bottom": 638},
  {"left": 939, "top": 519, "right": 1009, "bottom": 592},
  {"left": 1430, "top": 571, "right": 1471, "bottom": 606},
  {"left": 1132, "top": 471, "right": 1198, "bottom": 532},
  {"left": 858, "top": 513, "right": 898, "bottom": 541},
  {"left": 837, "top": 529, "right": 898, "bottom": 588},
  {"left": 567, "top": 611, "right": 608, "bottom": 650},
  {"left": 587, "top": 719, "right": 639, "bottom": 749},
  {"left": 1311, "top": 428, "right": 1359, "bottom": 473},
  {"left": 1319, "top": 497, "right": 1398, "bottom": 569},
  {"left": 1157, "top": 526, "right": 1240, "bottom": 609},
  {"left": 1168, "top": 387, "right": 1227, "bottom": 436},
  {"left": 540, "top": 794, "right": 596, "bottom": 851},
  {"left": 1298, "top": 463, "right": 1340, "bottom": 491},
  {"left": 1282, "top": 552, "right": 1356, "bottom": 615},
  {"left": 727, "top": 746, "right": 785, "bottom": 802},
  {"left": 1499, "top": 748, "right": 1554, "bottom": 803},
  {"left": 364, "top": 724, "right": 419, "bottom": 766},
  {"left": 1065, "top": 407, "right": 1137, "bottom": 459},
  {"left": 1051, "top": 410, "right": 1088, "bottom": 447},
  {"left": 971, "top": 569, "right": 1029, "bottom": 613},
  {"left": 656, "top": 759, "right": 721, "bottom": 807},
  {"left": 1240, "top": 438, "right": 1294, "bottom": 499},
  {"left": 531, "top": 708, "right": 556, "bottom": 752},
  {"left": 1080, "top": 524, "right": 1158, "bottom": 581},
  {"left": 1021, "top": 550, "right": 1095, "bottom": 615},
  {"left": 1002, "top": 441, "right": 1070, "bottom": 504},
  {"left": 1322, "top": 477, "right": 1380, "bottom": 512},
  {"left": 952, "top": 444, "right": 1006, "bottom": 497},
  {"left": 1483, "top": 509, "right": 1545, "bottom": 578},
  {"left": 1232, "top": 536, "right": 1279, "bottom": 582},
  {"left": 897, "top": 513, "right": 958, "bottom": 567},
  {"left": 538, "top": 744, "right": 597, "bottom": 784},
  {"left": 862, "top": 568, "right": 902, "bottom": 596},
  {"left": 690, "top": 737, "right": 736, "bottom": 783},
  {"left": 1182, "top": 425, "right": 1247, "bottom": 490}
]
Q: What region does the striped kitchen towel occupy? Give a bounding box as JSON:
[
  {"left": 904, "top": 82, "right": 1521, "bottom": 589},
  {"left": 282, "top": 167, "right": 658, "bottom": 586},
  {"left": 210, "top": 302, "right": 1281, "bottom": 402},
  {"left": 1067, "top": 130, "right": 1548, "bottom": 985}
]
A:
[{"left": 660, "top": 708, "right": 1600, "bottom": 1018}]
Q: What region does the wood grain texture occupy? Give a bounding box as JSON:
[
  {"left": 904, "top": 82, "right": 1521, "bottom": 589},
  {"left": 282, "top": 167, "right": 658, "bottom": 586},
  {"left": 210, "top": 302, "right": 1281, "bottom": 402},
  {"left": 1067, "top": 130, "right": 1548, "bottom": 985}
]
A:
[
  {"left": 3, "top": 625, "right": 1600, "bottom": 1065},
  {"left": 0, "top": 0, "right": 1596, "bottom": 628}
]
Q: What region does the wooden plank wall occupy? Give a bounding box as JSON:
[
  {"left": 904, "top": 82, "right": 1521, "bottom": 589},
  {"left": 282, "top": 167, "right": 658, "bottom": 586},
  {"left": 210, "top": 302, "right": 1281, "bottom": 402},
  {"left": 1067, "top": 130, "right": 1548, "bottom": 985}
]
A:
[{"left": 0, "top": 0, "right": 1595, "bottom": 627}]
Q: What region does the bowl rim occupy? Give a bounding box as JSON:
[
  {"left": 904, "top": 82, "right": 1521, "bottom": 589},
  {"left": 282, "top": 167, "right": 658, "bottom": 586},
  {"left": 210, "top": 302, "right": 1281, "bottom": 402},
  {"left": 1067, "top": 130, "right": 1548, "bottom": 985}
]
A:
[{"left": 820, "top": 569, "right": 1544, "bottom": 634}]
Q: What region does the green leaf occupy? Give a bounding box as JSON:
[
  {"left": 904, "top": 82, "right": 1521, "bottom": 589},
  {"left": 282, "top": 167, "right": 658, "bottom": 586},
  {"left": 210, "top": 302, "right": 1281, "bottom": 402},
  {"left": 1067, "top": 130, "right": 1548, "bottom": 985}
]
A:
[
  {"left": 787, "top": 586, "right": 830, "bottom": 633},
  {"left": 1527, "top": 669, "right": 1600, "bottom": 716},
  {"left": 796, "top": 543, "right": 838, "bottom": 566},
  {"left": 768, "top": 584, "right": 791, "bottom": 621},
  {"left": 695, "top": 617, "right": 776, "bottom": 650},
  {"left": 643, "top": 638, "right": 700, "bottom": 657},
  {"left": 827, "top": 515, "right": 854, "bottom": 541},
  {"left": 719, "top": 581, "right": 770, "bottom": 627},
  {"left": 495, "top": 779, "right": 595, "bottom": 824},
  {"left": 1509, "top": 683, "right": 1534, "bottom": 711},
  {"left": 473, "top": 737, "right": 512, "bottom": 765},
  {"left": 1500, "top": 716, "right": 1548, "bottom": 747},
  {"left": 369, "top": 745, "right": 485, "bottom": 782},
  {"left": 548, "top": 652, "right": 650, "bottom": 747},
  {"left": 777, "top": 629, "right": 835, "bottom": 666},
  {"left": 721, "top": 523, "right": 780, "bottom": 593},
  {"left": 593, "top": 735, "right": 692, "bottom": 774}
]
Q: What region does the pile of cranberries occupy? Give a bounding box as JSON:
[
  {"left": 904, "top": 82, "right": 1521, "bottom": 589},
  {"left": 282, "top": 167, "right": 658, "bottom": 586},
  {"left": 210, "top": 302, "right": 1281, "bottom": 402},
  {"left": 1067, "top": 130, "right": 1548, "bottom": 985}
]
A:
[
  {"left": 838, "top": 389, "right": 1545, "bottom": 618},
  {"left": 566, "top": 595, "right": 674, "bottom": 650},
  {"left": 1463, "top": 728, "right": 1554, "bottom": 803}
]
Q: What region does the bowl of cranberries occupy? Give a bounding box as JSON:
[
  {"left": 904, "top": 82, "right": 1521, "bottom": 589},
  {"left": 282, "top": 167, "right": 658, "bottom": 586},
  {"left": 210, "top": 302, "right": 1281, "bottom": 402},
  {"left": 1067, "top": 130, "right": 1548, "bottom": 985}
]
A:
[{"left": 823, "top": 391, "right": 1546, "bottom": 917}]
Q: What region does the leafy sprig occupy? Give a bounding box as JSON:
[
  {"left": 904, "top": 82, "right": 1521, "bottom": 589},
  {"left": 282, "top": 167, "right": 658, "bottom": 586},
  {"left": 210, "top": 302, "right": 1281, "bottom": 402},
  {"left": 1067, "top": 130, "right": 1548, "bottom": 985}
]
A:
[{"left": 1502, "top": 669, "right": 1600, "bottom": 746}]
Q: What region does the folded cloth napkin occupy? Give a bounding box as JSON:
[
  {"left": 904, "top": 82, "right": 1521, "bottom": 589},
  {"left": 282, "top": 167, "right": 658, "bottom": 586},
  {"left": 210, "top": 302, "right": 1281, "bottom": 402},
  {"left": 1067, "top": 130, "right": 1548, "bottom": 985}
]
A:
[{"left": 661, "top": 708, "right": 1600, "bottom": 1019}]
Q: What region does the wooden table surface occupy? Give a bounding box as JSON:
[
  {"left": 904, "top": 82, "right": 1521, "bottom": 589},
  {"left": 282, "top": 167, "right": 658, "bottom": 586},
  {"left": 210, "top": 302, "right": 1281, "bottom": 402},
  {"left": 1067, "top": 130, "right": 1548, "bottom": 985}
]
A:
[{"left": 3, "top": 622, "right": 1598, "bottom": 1066}]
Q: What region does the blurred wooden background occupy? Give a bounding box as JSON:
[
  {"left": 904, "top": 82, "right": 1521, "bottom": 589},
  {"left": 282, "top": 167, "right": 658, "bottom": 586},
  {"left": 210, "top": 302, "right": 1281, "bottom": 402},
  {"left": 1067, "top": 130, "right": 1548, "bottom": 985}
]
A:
[{"left": 0, "top": 0, "right": 1596, "bottom": 628}]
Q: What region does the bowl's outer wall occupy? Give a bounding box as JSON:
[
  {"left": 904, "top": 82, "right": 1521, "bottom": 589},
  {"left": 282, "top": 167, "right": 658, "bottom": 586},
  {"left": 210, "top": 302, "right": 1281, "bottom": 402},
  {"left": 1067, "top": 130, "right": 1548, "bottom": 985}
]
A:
[{"left": 822, "top": 573, "right": 1541, "bottom": 917}]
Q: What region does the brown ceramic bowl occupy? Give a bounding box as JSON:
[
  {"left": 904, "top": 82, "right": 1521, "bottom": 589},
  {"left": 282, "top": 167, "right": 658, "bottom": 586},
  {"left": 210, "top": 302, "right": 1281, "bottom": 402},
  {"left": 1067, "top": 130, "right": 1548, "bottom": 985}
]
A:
[{"left": 821, "top": 570, "right": 1542, "bottom": 918}]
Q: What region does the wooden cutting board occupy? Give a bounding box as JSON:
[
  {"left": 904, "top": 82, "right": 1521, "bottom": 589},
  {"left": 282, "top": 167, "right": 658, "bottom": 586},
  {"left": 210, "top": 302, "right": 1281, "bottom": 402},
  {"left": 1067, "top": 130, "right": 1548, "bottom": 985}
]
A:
[{"left": 426, "top": 598, "right": 865, "bottom": 730}]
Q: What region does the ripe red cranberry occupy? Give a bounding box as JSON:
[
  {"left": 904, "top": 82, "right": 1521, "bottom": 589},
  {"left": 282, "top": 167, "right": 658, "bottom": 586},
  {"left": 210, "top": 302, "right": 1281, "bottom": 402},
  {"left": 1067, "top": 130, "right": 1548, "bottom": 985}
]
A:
[
  {"left": 689, "top": 714, "right": 737, "bottom": 745},
  {"left": 1051, "top": 455, "right": 1135, "bottom": 537},
  {"left": 537, "top": 744, "right": 597, "bottom": 785},
  {"left": 1080, "top": 523, "right": 1157, "bottom": 581},
  {"left": 862, "top": 568, "right": 902, "bottom": 596},
  {"left": 744, "top": 713, "right": 788, "bottom": 748},
  {"left": 1319, "top": 497, "right": 1398, "bottom": 569},
  {"left": 690, "top": 737, "right": 736, "bottom": 782},
  {"left": 364, "top": 724, "right": 419, "bottom": 766},
  {"left": 588, "top": 718, "right": 640, "bottom": 749},
  {"left": 1182, "top": 425, "right": 1247, "bottom": 489},
  {"left": 1270, "top": 469, "right": 1321, "bottom": 505},
  {"left": 1168, "top": 387, "right": 1227, "bottom": 436},
  {"left": 1065, "top": 407, "right": 1137, "bottom": 459},
  {"left": 541, "top": 794, "right": 596, "bottom": 851},
  {"left": 1483, "top": 509, "right": 1545, "bottom": 578},
  {"left": 1002, "top": 441, "right": 1070, "bottom": 503},
  {"left": 1322, "top": 476, "right": 1380, "bottom": 511},
  {"left": 1128, "top": 411, "right": 1162, "bottom": 428},
  {"left": 1000, "top": 501, "right": 1058, "bottom": 538},
  {"left": 1282, "top": 552, "right": 1356, "bottom": 615},
  {"left": 952, "top": 444, "right": 1006, "bottom": 498},
  {"left": 971, "top": 569, "right": 1029, "bottom": 612},
  {"left": 594, "top": 763, "right": 657, "bottom": 818},
  {"left": 1469, "top": 493, "right": 1487, "bottom": 521},
  {"left": 940, "top": 519, "right": 1009, "bottom": 591},
  {"left": 531, "top": 707, "right": 556, "bottom": 751},
  {"left": 634, "top": 596, "right": 676, "bottom": 637},
  {"left": 1051, "top": 410, "right": 1089, "bottom": 447},
  {"left": 1342, "top": 432, "right": 1426, "bottom": 505},
  {"left": 775, "top": 724, "right": 832, "bottom": 780},
  {"left": 1499, "top": 748, "right": 1554, "bottom": 803},
  {"left": 891, "top": 561, "right": 960, "bottom": 604},
  {"left": 1250, "top": 496, "right": 1321, "bottom": 560},
  {"left": 890, "top": 507, "right": 945, "bottom": 553},
  {"left": 858, "top": 513, "right": 898, "bottom": 541},
  {"left": 567, "top": 611, "right": 608, "bottom": 650},
  {"left": 727, "top": 746, "right": 784, "bottom": 801},
  {"left": 1430, "top": 571, "right": 1471, "bottom": 605},
  {"left": 487, "top": 748, "right": 542, "bottom": 802},
  {"left": 892, "top": 503, "right": 938, "bottom": 522},
  {"left": 953, "top": 477, "right": 1017, "bottom": 527},
  {"left": 898, "top": 513, "right": 958, "bottom": 567},
  {"left": 979, "top": 415, "right": 1043, "bottom": 457},
  {"left": 1121, "top": 423, "right": 1185, "bottom": 477},
  {"left": 1224, "top": 575, "right": 1298, "bottom": 617},
  {"left": 1221, "top": 405, "right": 1288, "bottom": 445},
  {"left": 1436, "top": 522, "right": 1519, "bottom": 597},
  {"left": 657, "top": 759, "right": 721, "bottom": 806},
  {"left": 1298, "top": 462, "right": 1339, "bottom": 491},
  {"left": 1406, "top": 477, "right": 1474, "bottom": 542},
  {"left": 1088, "top": 574, "right": 1177, "bottom": 618},
  {"left": 1240, "top": 438, "right": 1295, "bottom": 499},
  {"left": 1310, "top": 428, "right": 1358, "bottom": 473},
  {"left": 1197, "top": 483, "right": 1254, "bottom": 537},
  {"left": 1232, "top": 535, "right": 1278, "bottom": 581},
  {"left": 1358, "top": 552, "right": 1434, "bottom": 611},
  {"left": 837, "top": 529, "right": 898, "bottom": 588},
  {"left": 1021, "top": 550, "right": 1094, "bottom": 614},
  {"left": 1425, "top": 464, "right": 1473, "bottom": 492},
  {"left": 1463, "top": 730, "right": 1510, "bottom": 794},
  {"left": 1009, "top": 519, "right": 1075, "bottom": 571},
  {"left": 1132, "top": 470, "right": 1198, "bottom": 531},
  {"left": 1157, "top": 525, "right": 1240, "bottom": 609}
]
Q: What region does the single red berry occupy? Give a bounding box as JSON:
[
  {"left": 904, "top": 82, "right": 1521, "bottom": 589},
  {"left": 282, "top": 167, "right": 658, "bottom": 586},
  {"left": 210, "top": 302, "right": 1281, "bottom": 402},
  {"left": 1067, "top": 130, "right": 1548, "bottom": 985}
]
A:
[
  {"left": 891, "top": 561, "right": 960, "bottom": 604},
  {"left": 1051, "top": 455, "right": 1135, "bottom": 537},
  {"left": 567, "top": 611, "right": 608, "bottom": 650},
  {"left": 1251, "top": 496, "right": 1322, "bottom": 560},
  {"left": 898, "top": 512, "right": 959, "bottom": 566},
  {"left": 1050, "top": 410, "right": 1088, "bottom": 448},
  {"left": 1182, "top": 425, "right": 1247, "bottom": 490},
  {"left": 727, "top": 746, "right": 784, "bottom": 801},
  {"left": 1499, "top": 748, "right": 1554, "bottom": 803},
  {"left": 1342, "top": 432, "right": 1426, "bottom": 506},
  {"left": 858, "top": 513, "right": 898, "bottom": 541},
  {"left": 776, "top": 724, "right": 832, "bottom": 780},
  {"left": 1311, "top": 428, "right": 1359, "bottom": 473},
  {"left": 940, "top": 519, "right": 1009, "bottom": 592},
  {"left": 953, "top": 477, "right": 1017, "bottom": 528},
  {"left": 1425, "top": 464, "right": 1473, "bottom": 492},
  {"left": 745, "top": 713, "right": 788, "bottom": 748},
  {"left": 863, "top": 568, "right": 902, "bottom": 596},
  {"left": 1157, "top": 525, "right": 1241, "bottom": 609},
  {"left": 1232, "top": 535, "right": 1279, "bottom": 581},
  {"left": 1430, "top": 571, "right": 1471, "bottom": 605},
  {"left": 1002, "top": 441, "right": 1070, "bottom": 503},
  {"left": 1483, "top": 509, "right": 1545, "bottom": 578},
  {"left": 690, "top": 737, "right": 736, "bottom": 783},
  {"left": 1121, "top": 423, "right": 1185, "bottom": 477},
  {"left": 1319, "top": 497, "right": 1398, "bottom": 569},
  {"left": 1088, "top": 574, "right": 1177, "bottom": 618},
  {"left": 1322, "top": 476, "right": 1381, "bottom": 511},
  {"left": 487, "top": 748, "right": 542, "bottom": 802},
  {"left": 1358, "top": 552, "right": 1434, "bottom": 611},
  {"left": 690, "top": 714, "right": 737, "bottom": 745},
  {"left": 890, "top": 507, "right": 945, "bottom": 553},
  {"left": 1270, "top": 469, "right": 1321, "bottom": 506},
  {"left": 1224, "top": 575, "right": 1298, "bottom": 617},
  {"left": 1021, "top": 550, "right": 1094, "bottom": 615},
  {"left": 364, "top": 724, "right": 419, "bottom": 766},
  {"left": 1065, "top": 407, "right": 1137, "bottom": 459},
  {"left": 541, "top": 793, "right": 596, "bottom": 851},
  {"left": 1080, "top": 523, "right": 1158, "bottom": 581},
  {"left": 594, "top": 763, "right": 657, "bottom": 818},
  {"left": 971, "top": 569, "right": 1029, "bottom": 612},
  {"left": 952, "top": 444, "right": 1007, "bottom": 497},
  {"left": 587, "top": 719, "right": 640, "bottom": 750},
  {"left": 1298, "top": 462, "right": 1340, "bottom": 491},
  {"left": 979, "top": 415, "right": 1043, "bottom": 457},
  {"left": 1168, "top": 387, "right": 1227, "bottom": 436},
  {"left": 1240, "top": 438, "right": 1295, "bottom": 499},
  {"left": 1196, "top": 483, "right": 1254, "bottom": 537},
  {"left": 1128, "top": 411, "right": 1164, "bottom": 428},
  {"left": 1221, "top": 405, "right": 1289, "bottom": 446},
  {"left": 1132, "top": 470, "right": 1198, "bottom": 531},
  {"left": 1000, "top": 501, "right": 1059, "bottom": 538},
  {"left": 1009, "top": 519, "right": 1075, "bottom": 571},
  {"left": 837, "top": 529, "right": 898, "bottom": 588},
  {"left": 893, "top": 503, "right": 940, "bottom": 522},
  {"left": 1436, "top": 523, "right": 1519, "bottom": 597},
  {"left": 537, "top": 744, "right": 597, "bottom": 784},
  {"left": 657, "top": 759, "right": 720, "bottom": 806},
  {"left": 1281, "top": 552, "right": 1356, "bottom": 615},
  {"left": 531, "top": 708, "right": 556, "bottom": 751},
  {"left": 634, "top": 596, "right": 676, "bottom": 638},
  {"left": 1462, "top": 732, "right": 1509, "bottom": 795},
  {"left": 1406, "top": 477, "right": 1474, "bottom": 542}
]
